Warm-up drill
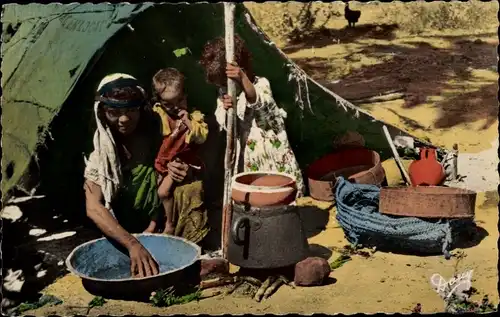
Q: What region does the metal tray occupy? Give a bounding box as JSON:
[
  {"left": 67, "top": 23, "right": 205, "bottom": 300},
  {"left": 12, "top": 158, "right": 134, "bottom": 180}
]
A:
[{"left": 379, "top": 186, "right": 476, "bottom": 218}]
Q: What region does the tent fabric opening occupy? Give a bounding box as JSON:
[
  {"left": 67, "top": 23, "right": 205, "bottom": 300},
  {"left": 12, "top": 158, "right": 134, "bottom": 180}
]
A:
[{"left": 1, "top": 3, "right": 435, "bottom": 204}]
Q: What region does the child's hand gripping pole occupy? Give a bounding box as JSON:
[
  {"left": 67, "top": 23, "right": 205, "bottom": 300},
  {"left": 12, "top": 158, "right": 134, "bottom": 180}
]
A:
[{"left": 222, "top": 2, "right": 237, "bottom": 260}]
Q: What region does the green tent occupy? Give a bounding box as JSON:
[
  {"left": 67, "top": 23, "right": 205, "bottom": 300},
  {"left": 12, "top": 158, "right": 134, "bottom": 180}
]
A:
[{"left": 1, "top": 3, "right": 434, "bottom": 205}]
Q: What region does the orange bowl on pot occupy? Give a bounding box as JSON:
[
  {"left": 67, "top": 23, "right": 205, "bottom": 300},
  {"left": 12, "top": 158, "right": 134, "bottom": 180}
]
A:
[
  {"left": 231, "top": 172, "right": 297, "bottom": 207},
  {"left": 250, "top": 174, "right": 296, "bottom": 188}
]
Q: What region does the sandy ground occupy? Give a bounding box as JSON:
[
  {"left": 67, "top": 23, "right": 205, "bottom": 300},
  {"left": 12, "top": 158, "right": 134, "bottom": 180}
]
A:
[
  {"left": 256, "top": 2, "right": 498, "bottom": 155},
  {"left": 24, "top": 3, "right": 499, "bottom": 315},
  {"left": 28, "top": 197, "right": 499, "bottom": 315},
  {"left": 28, "top": 158, "right": 499, "bottom": 315},
  {"left": 448, "top": 139, "right": 499, "bottom": 193}
]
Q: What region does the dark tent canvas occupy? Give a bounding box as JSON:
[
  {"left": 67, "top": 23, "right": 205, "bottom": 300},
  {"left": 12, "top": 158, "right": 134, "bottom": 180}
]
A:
[{"left": 1, "top": 3, "right": 436, "bottom": 204}]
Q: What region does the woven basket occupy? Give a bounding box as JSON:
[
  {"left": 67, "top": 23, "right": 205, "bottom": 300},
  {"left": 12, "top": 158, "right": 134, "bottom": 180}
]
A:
[{"left": 379, "top": 186, "right": 476, "bottom": 218}]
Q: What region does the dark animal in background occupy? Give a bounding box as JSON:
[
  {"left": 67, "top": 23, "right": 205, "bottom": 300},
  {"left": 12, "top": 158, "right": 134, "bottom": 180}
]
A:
[
  {"left": 344, "top": 3, "right": 361, "bottom": 28},
  {"left": 412, "top": 303, "right": 422, "bottom": 314}
]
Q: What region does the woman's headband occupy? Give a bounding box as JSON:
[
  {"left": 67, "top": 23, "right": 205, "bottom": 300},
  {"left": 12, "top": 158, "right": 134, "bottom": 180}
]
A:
[{"left": 96, "top": 77, "right": 146, "bottom": 109}]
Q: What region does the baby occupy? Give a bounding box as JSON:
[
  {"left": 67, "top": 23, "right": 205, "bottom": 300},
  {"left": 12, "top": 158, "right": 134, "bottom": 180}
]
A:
[{"left": 145, "top": 68, "right": 208, "bottom": 234}]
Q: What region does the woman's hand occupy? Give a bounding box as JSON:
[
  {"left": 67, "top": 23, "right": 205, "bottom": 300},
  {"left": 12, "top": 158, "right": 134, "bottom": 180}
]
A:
[
  {"left": 84, "top": 180, "right": 159, "bottom": 277},
  {"left": 167, "top": 159, "right": 189, "bottom": 183},
  {"left": 221, "top": 94, "right": 233, "bottom": 110},
  {"left": 128, "top": 242, "right": 159, "bottom": 278}
]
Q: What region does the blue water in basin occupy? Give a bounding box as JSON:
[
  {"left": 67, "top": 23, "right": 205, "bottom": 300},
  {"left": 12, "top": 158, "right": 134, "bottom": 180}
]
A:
[{"left": 67, "top": 234, "right": 200, "bottom": 280}]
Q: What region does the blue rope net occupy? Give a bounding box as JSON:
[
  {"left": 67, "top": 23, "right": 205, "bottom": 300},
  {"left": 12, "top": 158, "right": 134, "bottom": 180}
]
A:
[{"left": 334, "top": 177, "right": 472, "bottom": 258}]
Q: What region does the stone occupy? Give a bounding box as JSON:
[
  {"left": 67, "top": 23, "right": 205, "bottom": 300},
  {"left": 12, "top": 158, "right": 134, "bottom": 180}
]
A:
[
  {"left": 200, "top": 258, "right": 229, "bottom": 278},
  {"left": 294, "top": 257, "right": 331, "bottom": 286}
]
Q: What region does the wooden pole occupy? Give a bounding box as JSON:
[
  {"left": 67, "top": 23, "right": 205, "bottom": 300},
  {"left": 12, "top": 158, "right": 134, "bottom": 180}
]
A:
[
  {"left": 452, "top": 143, "right": 459, "bottom": 180},
  {"left": 222, "top": 2, "right": 237, "bottom": 260},
  {"left": 382, "top": 125, "right": 412, "bottom": 186}
]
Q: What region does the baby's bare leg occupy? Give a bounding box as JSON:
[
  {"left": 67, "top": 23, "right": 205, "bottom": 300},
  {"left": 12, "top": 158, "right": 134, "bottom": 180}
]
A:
[{"left": 158, "top": 174, "right": 176, "bottom": 234}]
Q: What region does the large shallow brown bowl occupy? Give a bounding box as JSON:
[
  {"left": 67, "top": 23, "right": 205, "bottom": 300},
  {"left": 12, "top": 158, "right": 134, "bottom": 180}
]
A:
[
  {"left": 379, "top": 186, "right": 476, "bottom": 218},
  {"left": 307, "top": 148, "right": 386, "bottom": 202},
  {"left": 65, "top": 234, "right": 201, "bottom": 300},
  {"left": 231, "top": 171, "right": 297, "bottom": 207}
]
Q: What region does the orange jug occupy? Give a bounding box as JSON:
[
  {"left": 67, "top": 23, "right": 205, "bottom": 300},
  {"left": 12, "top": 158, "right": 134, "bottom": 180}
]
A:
[{"left": 409, "top": 148, "right": 445, "bottom": 186}]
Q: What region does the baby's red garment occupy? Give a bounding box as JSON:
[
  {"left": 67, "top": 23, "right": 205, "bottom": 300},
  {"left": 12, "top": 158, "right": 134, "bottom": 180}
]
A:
[{"left": 154, "top": 114, "right": 201, "bottom": 176}]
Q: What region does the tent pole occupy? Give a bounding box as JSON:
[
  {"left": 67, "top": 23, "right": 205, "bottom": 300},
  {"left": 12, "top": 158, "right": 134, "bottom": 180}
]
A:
[
  {"left": 382, "top": 125, "right": 412, "bottom": 186},
  {"left": 222, "top": 2, "right": 237, "bottom": 260}
]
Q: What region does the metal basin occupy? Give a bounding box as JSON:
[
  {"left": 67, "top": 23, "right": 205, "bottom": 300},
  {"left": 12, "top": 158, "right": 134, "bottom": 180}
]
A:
[
  {"left": 66, "top": 233, "right": 201, "bottom": 300},
  {"left": 307, "top": 148, "right": 386, "bottom": 202}
]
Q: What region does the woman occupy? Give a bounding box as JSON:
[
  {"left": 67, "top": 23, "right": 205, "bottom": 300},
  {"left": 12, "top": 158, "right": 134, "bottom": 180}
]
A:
[
  {"left": 83, "top": 73, "right": 208, "bottom": 278},
  {"left": 199, "top": 35, "right": 305, "bottom": 195}
]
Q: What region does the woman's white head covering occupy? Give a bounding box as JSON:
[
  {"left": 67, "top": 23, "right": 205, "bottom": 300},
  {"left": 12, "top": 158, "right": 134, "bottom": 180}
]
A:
[
  {"left": 84, "top": 73, "right": 144, "bottom": 216},
  {"left": 97, "top": 73, "right": 137, "bottom": 90},
  {"left": 96, "top": 73, "right": 146, "bottom": 108}
]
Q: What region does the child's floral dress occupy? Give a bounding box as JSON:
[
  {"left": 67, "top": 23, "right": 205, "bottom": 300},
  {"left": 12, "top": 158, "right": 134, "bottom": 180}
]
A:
[{"left": 215, "top": 76, "right": 305, "bottom": 197}]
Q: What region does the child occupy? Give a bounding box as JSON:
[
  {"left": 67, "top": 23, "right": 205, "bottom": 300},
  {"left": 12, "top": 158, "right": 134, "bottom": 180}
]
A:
[
  {"left": 199, "top": 35, "right": 305, "bottom": 196},
  {"left": 145, "top": 68, "right": 208, "bottom": 234}
]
